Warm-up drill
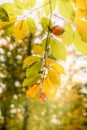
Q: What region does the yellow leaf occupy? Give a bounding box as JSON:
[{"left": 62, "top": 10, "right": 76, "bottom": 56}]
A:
[
  {"left": 75, "top": 20, "right": 87, "bottom": 42},
  {"left": 0, "top": 15, "right": 16, "bottom": 30},
  {"left": 13, "top": 20, "right": 28, "bottom": 41},
  {"left": 43, "top": 77, "right": 58, "bottom": 99},
  {"left": 32, "top": 44, "right": 44, "bottom": 56},
  {"left": 46, "top": 58, "right": 54, "bottom": 66},
  {"left": 26, "top": 83, "right": 40, "bottom": 98},
  {"left": 75, "top": 9, "right": 86, "bottom": 20},
  {"left": 47, "top": 69, "right": 60, "bottom": 85},
  {"left": 51, "top": 63, "right": 65, "bottom": 74},
  {"left": 75, "top": 0, "right": 87, "bottom": 9}
]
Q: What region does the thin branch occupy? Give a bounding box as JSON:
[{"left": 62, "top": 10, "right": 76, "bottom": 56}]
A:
[
  {"left": 53, "top": 13, "right": 76, "bottom": 26},
  {"left": 31, "top": 2, "right": 49, "bottom": 12},
  {"left": 44, "top": 0, "right": 52, "bottom": 60}
]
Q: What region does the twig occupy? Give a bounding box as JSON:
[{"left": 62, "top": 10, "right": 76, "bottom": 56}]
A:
[{"left": 53, "top": 13, "right": 76, "bottom": 26}]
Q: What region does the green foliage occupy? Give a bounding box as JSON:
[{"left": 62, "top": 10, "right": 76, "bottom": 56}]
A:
[
  {"left": 23, "top": 56, "right": 40, "bottom": 69},
  {"left": 41, "top": 17, "right": 53, "bottom": 32},
  {"left": 26, "top": 60, "right": 42, "bottom": 78},
  {"left": 0, "top": 3, "right": 22, "bottom": 15},
  {"left": 50, "top": 38, "right": 67, "bottom": 61},
  {"left": 14, "top": 0, "right": 36, "bottom": 9},
  {"left": 27, "top": 17, "right": 36, "bottom": 33},
  {"left": 58, "top": 0, "right": 75, "bottom": 21},
  {"left": 62, "top": 23, "right": 74, "bottom": 46},
  {"left": 0, "top": 7, "right": 9, "bottom": 21},
  {"left": 44, "top": 0, "right": 57, "bottom": 15},
  {"left": 23, "top": 74, "right": 41, "bottom": 87},
  {"left": 73, "top": 31, "right": 87, "bottom": 56}
]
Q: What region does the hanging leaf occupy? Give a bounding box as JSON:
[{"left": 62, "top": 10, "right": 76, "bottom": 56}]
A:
[
  {"left": 23, "top": 74, "right": 41, "bottom": 87},
  {"left": 75, "top": 20, "right": 87, "bottom": 42},
  {"left": 13, "top": 20, "right": 28, "bottom": 41},
  {"left": 51, "top": 25, "right": 64, "bottom": 36},
  {"left": 1, "top": 3, "right": 22, "bottom": 15},
  {"left": 26, "top": 60, "right": 42, "bottom": 78},
  {"left": 58, "top": 0, "right": 75, "bottom": 21},
  {"left": 73, "top": 31, "right": 87, "bottom": 56},
  {"left": 50, "top": 38, "right": 67, "bottom": 61},
  {"left": 75, "top": 9, "right": 86, "bottom": 20},
  {"left": 3, "top": 24, "right": 14, "bottom": 37},
  {"left": 32, "top": 44, "right": 44, "bottom": 56},
  {"left": 27, "top": 17, "right": 36, "bottom": 33},
  {"left": 0, "top": 16, "right": 16, "bottom": 30},
  {"left": 62, "top": 23, "right": 74, "bottom": 46},
  {"left": 41, "top": 17, "right": 53, "bottom": 32},
  {"left": 0, "top": 7, "right": 9, "bottom": 21},
  {"left": 47, "top": 69, "right": 60, "bottom": 85},
  {"left": 42, "top": 37, "right": 50, "bottom": 50},
  {"left": 46, "top": 58, "right": 54, "bottom": 66},
  {"left": 25, "top": 0, "right": 36, "bottom": 8},
  {"left": 75, "top": 0, "right": 87, "bottom": 10},
  {"left": 51, "top": 63, "right": 65, "bottom": 74},
  {"left": 44, "top": 0, "right": 57, "bottom": 15},
  {"left": 43, "top": 77, "right": 58, "bottom": 99},
  {"left": 14, "top": 0, "right": 36, "bottom": 9},
  {"left": 26, "top": 83, "right": 40, "bottom": 98},
  {"left": 23, "top": 55, "right": 40, "bottom": 69},
  {"left": 39, "top": 92, "right": 47, "bottom": 102},
  {"left": 14, "top": 0, "right": 28, "bottom": 9}
]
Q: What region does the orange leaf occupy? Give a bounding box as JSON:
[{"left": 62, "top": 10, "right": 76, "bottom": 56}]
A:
[
  {"left": 51, "top": 25, "right": 64, "bottom": 35},
  {"left": 26, "top": 83, "right": 40, "bottom": 98}
]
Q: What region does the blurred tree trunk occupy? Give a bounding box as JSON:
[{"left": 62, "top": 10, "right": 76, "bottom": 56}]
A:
[
  {"left": 22, "top": 34, "right": 32, "bottom": 130},
  {"left": 22, "top": 104, "right": 30, "bottom": 130}
]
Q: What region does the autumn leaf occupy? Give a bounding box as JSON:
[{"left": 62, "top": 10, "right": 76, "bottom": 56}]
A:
[
  {"left": 26, "top": 60, "right": 42, "bottom": 78},
  {"left": 46, "top": 58, "right": 54, "bottom": 66},
  {"left": 75, "top": 20, "right": 87, "bottom": 42},
  {"left": 47, "top": 69, "right": 60, "bottom": 85},
  {"left": 26, "top": 83, "right": 40, "bottom": 98},
  {"left": 0, "top": 7, "right": 9, "bottom": 21},
  {"left": 62, "top": 23, "right": 74, "bottom": 46},
  {"left": 39, "top": 92, "right": 47, "bottom": 102},
  {"left": 74, "top": 0, "right": 87, "bottom": 10},
  {"left": 32, "top": 44, "right": 44, "bottom": 56},
  {"left": 43, "top": 77, "right": 58, "bottom": 99},
  {"left": 23, "top": 55, "right": 40, "bottom": 69},
  {"left": 51, "top": 63, "right": 65, "bottom": 75},
  {"left": 13, "top": 20, "right": 28, "bottom": 41},
  {"left": 0, "top": 15, "right": 16, "bottom": 30},
  {"left": 51, "top": 25, "right": 64, "bottom": 36}
]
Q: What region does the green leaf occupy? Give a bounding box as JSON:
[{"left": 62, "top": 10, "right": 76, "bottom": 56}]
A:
[
  {"left": 42, "top": 37, "right": 50, "bottom": 50},
  {"left": 1, "top": 3, "right": 22, "bottom": 15},
  {"left": 14, "top": 0, "right": 36, "bottom": 9},
  {"left": 41, "top": 17, "right": 53, "bottom": 32},
  {"left": 50, "top": 38, "right": 67, "bottom": 61},
  {"left": 23, "top": 74, "right": 41, "bottom": 87},
  {"left": 14, "top": 0, "right": 27, "bottom": 9},
  {"left": 0, "top": 7, "right": 9, "bottom": 21},
  {"left": 58, "top": 0, "right": 75, "bottom": 21},
  {"left": 3, "top": 25, "right": 14, "bottom": 36},
  {"left": 62, "top": 23, "right": 74, "bottom": 46},
  {"left": 25, "top": 0, "right": 36, "bottom": 8},
  {"left": 27, "top": 17, "right": 36, "bottom": 33},
  {"left": 44, "top": 0, "right": 57, "bottom": 15},
  {"left": 73, "top": 31, "right": 87, "bottom": 56},
  {"left": 23, "top": 56, "right": 40, "bottom": 69},
  {"left": 26, "top": 60, "right": 42, "bottom": 78}
]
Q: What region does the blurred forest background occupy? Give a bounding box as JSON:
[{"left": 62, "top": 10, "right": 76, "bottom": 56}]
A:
[{"left": 0, "top": 36, "right": 87, "bottom": 130}]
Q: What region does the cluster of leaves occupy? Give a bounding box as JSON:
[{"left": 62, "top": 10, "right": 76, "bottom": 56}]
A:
[{"left": 0, "top": 0, "right": 87, "bottom": 101}]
